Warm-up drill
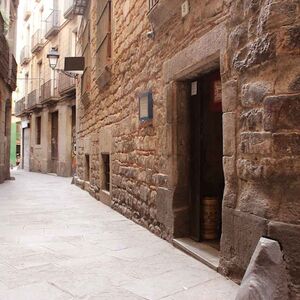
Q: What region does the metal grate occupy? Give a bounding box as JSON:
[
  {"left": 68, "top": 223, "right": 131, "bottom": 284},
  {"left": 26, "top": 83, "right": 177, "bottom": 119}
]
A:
[
  {"left": 41, "top": 79, "right": 58, "bottom": 102},
  {"left": 149, "top": 0, "right": 159, "bottom": 11},
  {"left": 27, "top": 90, "right": 37, "bottom": 109},
  {"left": 45, "top": 10, "right": 60, "bottom": 39},
  {"left": 15, "top": 98, "right": 25, "bottom": 116},
  {"left": 31, "top": 29, "right": 42, "bottom": 52}
]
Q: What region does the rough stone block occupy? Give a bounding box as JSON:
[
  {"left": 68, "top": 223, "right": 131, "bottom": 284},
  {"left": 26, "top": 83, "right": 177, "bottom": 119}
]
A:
[
  {"left": 240, "top": 108, "right": 263, "bottom": 131},
  {"left": 257, "top": 2, "right": 297, "bottom": 34},
  {"left": 220, "top": 208, "right": 268, "bottom": 278},
  {"left": 241, "top": 81, "right": 271, "bottom": 107},
  {"left": 233, "top": 34, "right": 276, "bottom": 72},
  {"left": 228, "top": 24, "right": 248, "bottom": 51},
  {"left": 273, "top": 133, "right": 300, "bottom": 156},
  {"left": 222, "top": 80, "right": 238, "bottom": 112},
  {"left": 268, "top": 221, "right": 300, "bottom": 299},
  {"left": 156, "top": 187, "right": 173, "bottom": 229},
  {"left": 240, "top": 132, "right": 272, "bottom": 155},
  {"left": 264, "top": 95, "right": 300, "bottom": 132},
  {"left": 236, "top": 237, "right": 288, "bottom": 300},
  {"left": 223, "top": 112, "right": 236, "bottom": 156},
  {"left": 223, "top": 156, "right": 237, "bottom": 208}
]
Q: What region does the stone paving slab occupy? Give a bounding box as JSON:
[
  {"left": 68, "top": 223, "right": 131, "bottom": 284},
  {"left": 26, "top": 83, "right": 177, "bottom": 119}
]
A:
[{"left": 0, "top": 170, "right": 238, "bottom": 299}]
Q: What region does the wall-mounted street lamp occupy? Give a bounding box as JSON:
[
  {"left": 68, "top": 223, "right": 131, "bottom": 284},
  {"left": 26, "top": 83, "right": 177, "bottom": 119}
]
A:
[
  {"left": 46, "top": 47, "right": 85, "bottom": 78},
  {"left": 47, "top": 47, "right": 60, "bottom": 70}
]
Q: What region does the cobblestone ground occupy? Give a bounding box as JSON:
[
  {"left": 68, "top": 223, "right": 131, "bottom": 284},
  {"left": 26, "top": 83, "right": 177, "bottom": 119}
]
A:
[{"left": 0, "top": 170, "right": 238, "bottom": 299}]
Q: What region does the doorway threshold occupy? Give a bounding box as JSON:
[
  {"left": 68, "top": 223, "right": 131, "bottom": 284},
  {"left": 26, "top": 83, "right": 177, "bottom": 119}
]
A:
[{"left": 173, "top": 237, "right": 219, "bottom": 271}]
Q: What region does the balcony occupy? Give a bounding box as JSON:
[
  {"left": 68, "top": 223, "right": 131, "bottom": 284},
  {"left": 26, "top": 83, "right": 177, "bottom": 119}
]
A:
[
  {"left": 45, "top": 10, "right": 60, "bottom": 40},
  {"left": 41, "top": 79, "right": 59, "bottom": 104},
  {"left": 64, "top": 0, "right": 88, "bottom": 19},
  {"left": 9, "top": 54, "right": 17, "bottom": 91},
  {"left": 27, "top": 89, "right": 41, "bottom": 111},
  {"left": 31, "top": 29, "right": 43, "bottom": 53},
  {"left": 20, "top": 45, "right": 30, "bottom": 65},
  {"left": 58, "top": 73, "right": 76, "bottom": 96},
  {"left": 15, "top": 97, "right": 26, "bottom": 117},
  {"left": 147, "top": 0, "right": 182, "bottom": 29},
  {"left": 0, "top": 25, "right": 17, "bottom": 92}
]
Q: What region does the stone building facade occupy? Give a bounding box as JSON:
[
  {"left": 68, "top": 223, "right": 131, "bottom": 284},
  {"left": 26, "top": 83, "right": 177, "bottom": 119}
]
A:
[
  {"left": 15, "top": 0, "right": 80, "bottom": 177},
  {"left": 0, "top": 0, "right": 18, "bottom": 183},
  {"left": 75, "top": 0, "right": 300, "bottom": 297}
]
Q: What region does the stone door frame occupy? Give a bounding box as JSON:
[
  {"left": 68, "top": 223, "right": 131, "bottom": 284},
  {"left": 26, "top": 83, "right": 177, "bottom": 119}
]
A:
[{"left": 162, "top": 22, "right": 236, "bottom": 241}]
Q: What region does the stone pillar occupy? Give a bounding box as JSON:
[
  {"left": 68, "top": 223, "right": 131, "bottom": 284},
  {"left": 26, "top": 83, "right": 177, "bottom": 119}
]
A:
[{"left": 57, "top": 104, "right": 72, "bottom": 177}]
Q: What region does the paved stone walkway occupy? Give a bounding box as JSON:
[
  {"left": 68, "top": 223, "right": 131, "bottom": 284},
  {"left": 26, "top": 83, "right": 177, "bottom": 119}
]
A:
[{"left": 0, "top": 170, "right": 238, "bottom": 299}]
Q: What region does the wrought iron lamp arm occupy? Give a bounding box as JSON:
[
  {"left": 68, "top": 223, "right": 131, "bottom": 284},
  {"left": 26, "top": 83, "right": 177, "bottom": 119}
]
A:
[{"left": 54, "top": 69, "right": 78, "bottom": 79}]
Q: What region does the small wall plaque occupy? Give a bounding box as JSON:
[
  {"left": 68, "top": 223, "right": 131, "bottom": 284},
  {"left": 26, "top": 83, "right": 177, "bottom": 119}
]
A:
[{"left": 139, "top": 91, "right": 153, "bottom": 121}]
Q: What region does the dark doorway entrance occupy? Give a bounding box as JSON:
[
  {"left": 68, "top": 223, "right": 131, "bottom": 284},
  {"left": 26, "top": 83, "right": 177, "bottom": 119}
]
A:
[
  {"left": 50, "top": 111, "right": 59, "bottom": 174},
  {"left": 190, "top": 70, "right": 224, "bottom": 248}
]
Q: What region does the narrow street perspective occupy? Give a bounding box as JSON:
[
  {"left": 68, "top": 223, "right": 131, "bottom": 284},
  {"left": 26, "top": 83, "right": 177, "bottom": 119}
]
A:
[
  {"left": 0, "top": 170, "right": 238, "bottom": 299},
  {"left": 1, "top": 0, "right": 300, "bottom": 299}
]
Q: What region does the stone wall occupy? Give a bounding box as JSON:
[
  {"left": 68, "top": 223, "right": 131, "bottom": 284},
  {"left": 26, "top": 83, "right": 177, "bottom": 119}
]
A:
[
  {"left": 0, "top": 80, "right": 11, "bottom": 183},
  {"left": 77, "top": 0, "right": 230, "bottom": 239},
  {"left": 219, "top": 0, "right": 300, "bottom": 298},
  {"left": 76, "top": 0, "right": 300, "bottom": 297},
  {"left": 25, "top": 15, "right": 79, "bottom": 177}
]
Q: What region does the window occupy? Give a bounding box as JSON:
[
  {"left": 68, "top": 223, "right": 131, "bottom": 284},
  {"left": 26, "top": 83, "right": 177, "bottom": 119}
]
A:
[
  {"left": 36, "top": 116, "right": 41, "bottom": 144},
  {"left": 79, "top": 17, "right": 91, "bottom": 99},
  {"left": 149, "top": 0, "right": 159, "bottom": 11},
  {"left": 102, "top": 153, "right": 110, "bottom": 192},
  {"left": 96, "top": 0, "right": 112, "bottom": 82}
]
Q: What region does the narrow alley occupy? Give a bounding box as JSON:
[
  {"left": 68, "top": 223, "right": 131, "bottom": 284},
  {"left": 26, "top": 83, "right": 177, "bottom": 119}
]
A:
[{"left": 0, "top": 171, "right": 238, "bottom": 299}]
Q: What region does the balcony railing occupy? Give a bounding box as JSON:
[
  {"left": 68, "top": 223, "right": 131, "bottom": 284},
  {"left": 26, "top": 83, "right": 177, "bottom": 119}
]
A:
[
  {"left": 58, "top": 73, "right": 76, "bottom": 96},
  {"left": 9, "top": 54, "right": 17, "bottom": 91},
  {"left": 15, "top": 97, "right": 26, "bottom": 117},
  {"left": 31, "top": 29, "right": 43, "bottom": 53},
  {"left": 20, "top": 45, "right": 30, "bottom": 65},
  {"left": 27, "top": 89, "right": 41, "bottom": 110},
  {"left": 149, "top": 0, "right": 159, "bottom": 11},
  {"left": 41, "top": 79, "right": 59, "bottom": 104},
  {"left": 45, "top": 10, "right": 60, "bottom": 39},
  {"left": 0, "top": 27, "right": 17, "bottom": 91},
  {"left": 64, "top": 0, "right": 88, "bottom": 19}
]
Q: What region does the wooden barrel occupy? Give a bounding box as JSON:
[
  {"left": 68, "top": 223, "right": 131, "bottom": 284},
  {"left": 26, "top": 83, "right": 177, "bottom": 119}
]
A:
[{"left": 201, "top": 197, "right": 218, "bottom": 240}]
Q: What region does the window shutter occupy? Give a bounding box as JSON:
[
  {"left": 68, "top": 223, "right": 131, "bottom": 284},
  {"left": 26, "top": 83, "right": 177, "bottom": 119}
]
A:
[
  {"left": 81, "top": 21, "right": 91, "bottom": 96},
  {"left": 96, "top": 0, "right": 112, "bottom": 77}
]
